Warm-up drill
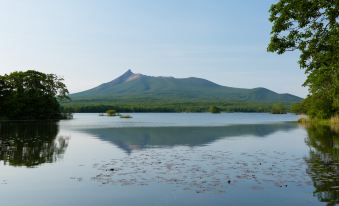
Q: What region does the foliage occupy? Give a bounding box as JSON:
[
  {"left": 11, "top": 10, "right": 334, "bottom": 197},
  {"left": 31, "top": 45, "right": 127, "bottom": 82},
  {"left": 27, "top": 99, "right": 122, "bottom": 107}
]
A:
[
  {"left": 271, "top": 103, "right": 287, "bottom": 114},
  {"left": 106, "top": 109, "right": 117, "bottom": 116},
  {"left": 268, "top": 0, "right": 339, "bottom": 118},
  {"left": 298, "top": 115, "right": 339, "bottom": 130},
  {"left": 61, "top": 100, "right": 294, "bottom": 113},
  {"left": 208, "top": 106, "right": 221, "bottom": 113},
  {"left": 329, "top": 116, "right": 339, "bottom": 126},
  {"left": 0, "top": 70, "right": 69, "bottom": 120},
  {"left": 119, "top": 114, "right": 132, "bottom": 118},
  {"left": 290, "top": 102, "right": 306, "bottom": 114}
]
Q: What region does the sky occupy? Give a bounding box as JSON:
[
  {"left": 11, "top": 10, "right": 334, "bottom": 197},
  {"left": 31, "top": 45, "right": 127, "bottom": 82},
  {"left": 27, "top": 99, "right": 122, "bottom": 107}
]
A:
[{"left": 0, "top": 0, "right": 308, "bottom": 97}]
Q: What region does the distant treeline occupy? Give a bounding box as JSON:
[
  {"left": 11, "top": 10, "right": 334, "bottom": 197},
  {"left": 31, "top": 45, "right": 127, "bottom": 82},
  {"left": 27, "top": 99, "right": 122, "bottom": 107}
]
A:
[{"left": 61, "top": 101, "right": 290, "bottom": 113}]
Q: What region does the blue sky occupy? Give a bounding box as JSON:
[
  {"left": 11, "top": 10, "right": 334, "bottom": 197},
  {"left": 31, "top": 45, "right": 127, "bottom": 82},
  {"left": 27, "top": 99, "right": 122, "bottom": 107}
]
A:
[{"left": 0, "top": 0, "right": 307, "bottom": 97}]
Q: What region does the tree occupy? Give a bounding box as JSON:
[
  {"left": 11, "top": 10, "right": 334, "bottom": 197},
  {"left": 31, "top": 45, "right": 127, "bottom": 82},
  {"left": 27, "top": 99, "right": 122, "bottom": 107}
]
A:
[
  {"left": 0, "top": 76, "right": 8, "bottom": 118},
  {"left": 267, "top": 0, "right": 339, "bottom": 119},
  {"left": 0, "top": 70, "right": 69, "bottom": 120},
  {"left": 271, "top": 103, "right": 287, "bottom": 114},
  {"left": 106, "top": 109, "right": 117, "bottom": 116},
  {"left": 208, "top": 106, "right": 221, "bottom": 113}
]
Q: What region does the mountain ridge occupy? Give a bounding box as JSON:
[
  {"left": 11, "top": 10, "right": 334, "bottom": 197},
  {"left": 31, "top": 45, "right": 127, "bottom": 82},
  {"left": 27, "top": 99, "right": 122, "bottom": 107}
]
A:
[{"left": 70, "top": 70, "right": 302, "bottom": 103}]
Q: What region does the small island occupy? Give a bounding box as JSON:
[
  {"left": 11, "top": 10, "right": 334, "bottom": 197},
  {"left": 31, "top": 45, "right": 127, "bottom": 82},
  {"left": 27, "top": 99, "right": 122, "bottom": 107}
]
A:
[
  {"left": 0, "top": 70, "right": 71, "bottom": 120},
  {"left": 98, "top": 109, "right": 133, "bottom": 118}
]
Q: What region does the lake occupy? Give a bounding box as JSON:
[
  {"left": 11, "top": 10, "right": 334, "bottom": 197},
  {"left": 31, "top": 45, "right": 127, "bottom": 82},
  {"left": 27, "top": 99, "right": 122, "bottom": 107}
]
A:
[{"left": 0, "top": 113, "right": 338, "bottom": 206}]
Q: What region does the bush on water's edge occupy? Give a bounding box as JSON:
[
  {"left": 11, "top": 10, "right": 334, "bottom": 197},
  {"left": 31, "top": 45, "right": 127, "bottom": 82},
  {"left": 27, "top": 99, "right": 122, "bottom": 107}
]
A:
[
  {"left": 60, "top": 113, "right": 73, "bottom": 120},
  {"left": 208, "top": 106, "right": 221, "bottom": 114},
  {"left": 330, "top": 116, "right": 339, "bottom": 125},
  {"left": 98, "top": 111, "right": 132, "bottom": 118},
  {"left": 106, "top": 109, "right": 117, "bottom": 116},
  {"left": 298, "top": 116, "right": 339, "bottom": 133}
]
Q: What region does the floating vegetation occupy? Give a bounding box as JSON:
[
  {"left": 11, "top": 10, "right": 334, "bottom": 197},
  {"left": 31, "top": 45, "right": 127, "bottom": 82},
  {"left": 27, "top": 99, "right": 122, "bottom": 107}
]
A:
[
  {"left": 92, "top": 148, "right": 314, "bottom": 194},
  {"left": 106, "top": 110, "right": 117, "bottom": 116},
  {"left": 119, "top": 114, "right": 132, "bottom": 119},
  {"left": 98, "top": 112, "right": 132, "bottom": 118}
]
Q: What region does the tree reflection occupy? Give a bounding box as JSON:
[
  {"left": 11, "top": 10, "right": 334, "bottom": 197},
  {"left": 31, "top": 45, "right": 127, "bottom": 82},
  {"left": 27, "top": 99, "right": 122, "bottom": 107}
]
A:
[
  {"left": 0, "top": 121, "right": 69, "bottom": 167},
  {"left": 304, "top": 125, "right": 339, "bottom": 206}
]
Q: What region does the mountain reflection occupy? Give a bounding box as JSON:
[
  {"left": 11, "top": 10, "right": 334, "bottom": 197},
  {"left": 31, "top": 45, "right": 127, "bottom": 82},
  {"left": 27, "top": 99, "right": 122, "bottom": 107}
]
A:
[
  {"left": 304, "top": 125, "right": 339, "bottom": 206},
  {"left": 83, "top": 123, "right": 298, "bottom": 153},
  {"left": 0, "top": 122, "right": 69, "bottom": 167}
]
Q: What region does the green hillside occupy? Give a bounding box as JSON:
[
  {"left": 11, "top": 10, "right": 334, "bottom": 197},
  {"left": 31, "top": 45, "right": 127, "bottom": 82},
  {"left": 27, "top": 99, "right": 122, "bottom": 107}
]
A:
[{"left": 70, "top": 70, "right": 302, "bottom": 103}]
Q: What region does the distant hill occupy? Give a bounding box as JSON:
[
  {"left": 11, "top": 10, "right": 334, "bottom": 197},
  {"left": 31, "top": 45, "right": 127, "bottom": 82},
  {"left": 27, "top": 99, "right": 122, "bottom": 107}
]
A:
[{"left": 70, "top": 70, "right": 302, "bottom": 104}]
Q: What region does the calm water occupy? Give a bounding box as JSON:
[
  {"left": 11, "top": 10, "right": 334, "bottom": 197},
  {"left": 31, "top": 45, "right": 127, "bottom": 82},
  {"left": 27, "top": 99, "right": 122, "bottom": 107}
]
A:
[{"left": 0, "top": 113, "right": 338, "bottom": 206}]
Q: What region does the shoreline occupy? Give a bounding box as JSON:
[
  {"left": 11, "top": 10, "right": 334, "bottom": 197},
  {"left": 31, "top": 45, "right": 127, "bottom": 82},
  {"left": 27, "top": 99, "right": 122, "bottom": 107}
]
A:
[
  {"left": 298, "top": 116, "right": 339, "bottom": 125},
  {"left": 298, "top": 116, "right": 339, "bottom": 133}
]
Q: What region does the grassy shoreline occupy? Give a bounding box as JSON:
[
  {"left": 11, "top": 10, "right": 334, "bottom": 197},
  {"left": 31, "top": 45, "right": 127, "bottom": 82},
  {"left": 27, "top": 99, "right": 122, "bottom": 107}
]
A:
[{"left": 298, "top": 116, "right": 339, "bottom": 125}]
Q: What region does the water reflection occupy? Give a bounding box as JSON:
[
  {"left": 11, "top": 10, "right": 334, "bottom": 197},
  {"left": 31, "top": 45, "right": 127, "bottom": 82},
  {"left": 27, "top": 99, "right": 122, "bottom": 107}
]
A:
[
  {"left": 91, "top": 123, "right": 311, "bottom": 193},
  {"left": 83, "top": 123, "right": 298, "bottom": 153},
  {"left": 0, "top": 122, "right": 69, "bottom": 167},
  {"left": 304, "top": 125, "right": 339, "bottom": 206}
]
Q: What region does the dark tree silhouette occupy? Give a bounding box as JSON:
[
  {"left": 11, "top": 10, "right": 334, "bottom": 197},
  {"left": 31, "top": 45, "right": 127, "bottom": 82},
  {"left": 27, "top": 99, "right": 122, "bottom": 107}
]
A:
[{"left": 0, "top": 70, "right": 69, "bottom": 120}]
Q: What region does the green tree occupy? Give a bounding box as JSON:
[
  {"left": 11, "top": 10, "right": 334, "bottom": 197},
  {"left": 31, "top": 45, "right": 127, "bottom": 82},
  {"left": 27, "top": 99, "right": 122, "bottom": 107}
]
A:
[
  {"left": 0, "top": 75, "right": 8, "bottom": 118},
  {"left": 268, "top": 0, "right": 339, "bottom": 119},
  {"left": 106, "top": 109, "right": 117, "bottom": 116},
  {"left": 271, "top": 103, "right": 287, "bottom": 114},
  {"left": 0, "top": 70, "right": 69, "bottom": 120},
  {"left": 208, "top": 106, "right": 221, "bottom": 113}
]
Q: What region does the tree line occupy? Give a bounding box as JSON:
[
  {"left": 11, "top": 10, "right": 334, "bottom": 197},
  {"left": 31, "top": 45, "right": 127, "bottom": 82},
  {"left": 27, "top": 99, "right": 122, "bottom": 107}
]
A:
[{"left": 61, "top": 101, "right": 289, "bottom": 113}]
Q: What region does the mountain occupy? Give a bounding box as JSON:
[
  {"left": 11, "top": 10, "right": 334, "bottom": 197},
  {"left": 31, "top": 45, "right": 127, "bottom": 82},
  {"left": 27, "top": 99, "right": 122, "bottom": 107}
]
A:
[{"left": 70, "top": 69, "right": 302, "bottom": 103}]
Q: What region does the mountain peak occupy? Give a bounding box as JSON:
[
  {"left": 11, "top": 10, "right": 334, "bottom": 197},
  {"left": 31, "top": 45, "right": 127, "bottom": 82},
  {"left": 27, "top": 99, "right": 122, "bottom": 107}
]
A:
[
  {"left": 103, "top": 69, "right": 142, "bottom": 86},
  {"left": 122, "top": 69, "right": 134, "bottom": 76},
  {"left": 117, "top": 69, "right": 136, "bottom": 79}
]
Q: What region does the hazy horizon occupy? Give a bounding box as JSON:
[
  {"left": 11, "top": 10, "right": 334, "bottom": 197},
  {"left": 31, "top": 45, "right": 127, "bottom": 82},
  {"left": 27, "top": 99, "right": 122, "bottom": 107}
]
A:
[{"left": 0, "top": 0, "right": 308, "bottom": 97}]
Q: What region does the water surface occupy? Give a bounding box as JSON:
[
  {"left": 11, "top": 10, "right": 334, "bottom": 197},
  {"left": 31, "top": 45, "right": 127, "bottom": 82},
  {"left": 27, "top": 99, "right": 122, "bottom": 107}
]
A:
[{"left": 0, "top": 113, "right": 338, "bottom": 206}]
